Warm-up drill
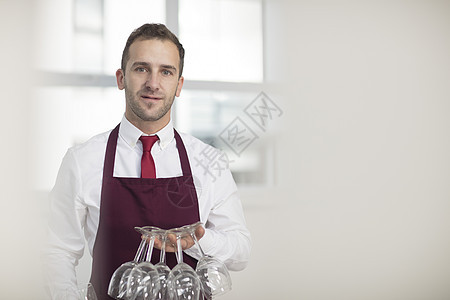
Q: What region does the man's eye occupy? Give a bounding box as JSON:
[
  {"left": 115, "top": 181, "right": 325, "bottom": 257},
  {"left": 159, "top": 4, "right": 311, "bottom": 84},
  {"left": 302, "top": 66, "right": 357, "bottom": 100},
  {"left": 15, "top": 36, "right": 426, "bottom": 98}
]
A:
[
  {"left": 136, "top": 67, "right": 147, "bottom": 72},
  {"left": 162, "top": 70, "right": 173, "bottom": 76}
]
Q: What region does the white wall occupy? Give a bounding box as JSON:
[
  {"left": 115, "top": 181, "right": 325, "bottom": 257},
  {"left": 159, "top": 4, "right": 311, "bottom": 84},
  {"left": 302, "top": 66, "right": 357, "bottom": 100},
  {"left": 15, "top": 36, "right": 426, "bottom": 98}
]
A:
[
  {"left": 5, "top": 0, "right": 450, "bottom": 299},
  {"left": 220, "top": 1, "right": 450, "bottom": 299},
  {"left": 0, "top": 0, "right": 46, "bottom": 299}
]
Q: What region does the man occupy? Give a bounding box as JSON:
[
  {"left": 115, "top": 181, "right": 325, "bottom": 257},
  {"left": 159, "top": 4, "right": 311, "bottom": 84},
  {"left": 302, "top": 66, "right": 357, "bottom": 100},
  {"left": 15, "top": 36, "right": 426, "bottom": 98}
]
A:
[{"left": 44, "top": 23, "right": 251, "bottom": 299}]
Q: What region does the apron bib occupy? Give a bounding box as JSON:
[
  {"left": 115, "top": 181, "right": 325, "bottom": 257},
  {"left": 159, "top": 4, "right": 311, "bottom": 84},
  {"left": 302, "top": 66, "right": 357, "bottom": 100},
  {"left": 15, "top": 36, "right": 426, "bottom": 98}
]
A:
[{"left": 90, "top": 124, "right": 200, "bottom": 299}]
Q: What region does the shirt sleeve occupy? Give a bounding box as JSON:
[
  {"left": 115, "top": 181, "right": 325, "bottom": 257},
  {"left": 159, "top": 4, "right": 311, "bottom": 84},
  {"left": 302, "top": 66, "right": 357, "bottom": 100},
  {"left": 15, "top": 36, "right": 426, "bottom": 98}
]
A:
[
  {"left": 42, "top": 148, "right": 87, "bottom": 298},
  {"left": 186, "top": 149, "right": 252, "bottom": 271}
]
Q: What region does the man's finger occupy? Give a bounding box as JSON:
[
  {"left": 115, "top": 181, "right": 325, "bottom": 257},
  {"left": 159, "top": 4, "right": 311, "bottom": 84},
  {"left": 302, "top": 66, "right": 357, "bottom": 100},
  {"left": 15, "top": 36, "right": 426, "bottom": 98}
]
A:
[
  {"left": 195, "top": 225, "right": 205, "bottom": 240},
  {"left": 153, "top": 238, "right": 162, "bottom": 250}
]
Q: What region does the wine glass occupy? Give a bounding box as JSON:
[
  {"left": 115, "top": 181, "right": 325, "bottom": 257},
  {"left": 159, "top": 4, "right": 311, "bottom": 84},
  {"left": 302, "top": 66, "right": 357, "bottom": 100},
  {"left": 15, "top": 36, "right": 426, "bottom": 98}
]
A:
[
  {"left": 153, "top": 230, "right": 171, "bottom": 300},
  {"left": 166, "top": 227, "right": 202, "bottom": 300},
  {"left": 126, "top": 226, "right": 161, "bottom": 300},
  {"left": 187, "top": 222, "right": 232, "bottom": 299},
  {"left": 107, "top": 230, "right": 148, "bottom": 299}
]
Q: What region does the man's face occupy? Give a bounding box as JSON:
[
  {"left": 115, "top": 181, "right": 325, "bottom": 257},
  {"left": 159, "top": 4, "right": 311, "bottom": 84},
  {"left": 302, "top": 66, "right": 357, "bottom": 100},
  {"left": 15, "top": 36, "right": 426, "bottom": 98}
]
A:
[{"left": 116, "top": 39, "right": 184, "bottom": 131}]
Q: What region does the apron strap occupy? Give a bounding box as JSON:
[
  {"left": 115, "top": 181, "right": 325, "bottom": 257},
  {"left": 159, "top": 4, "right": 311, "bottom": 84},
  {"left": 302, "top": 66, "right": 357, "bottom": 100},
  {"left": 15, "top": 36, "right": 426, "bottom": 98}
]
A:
[
  {"left": 174, "top": 129, "right": 193, "bottom": 177},
  {"left": 103, "top": 124, "right": 120, "bottom": 179}
]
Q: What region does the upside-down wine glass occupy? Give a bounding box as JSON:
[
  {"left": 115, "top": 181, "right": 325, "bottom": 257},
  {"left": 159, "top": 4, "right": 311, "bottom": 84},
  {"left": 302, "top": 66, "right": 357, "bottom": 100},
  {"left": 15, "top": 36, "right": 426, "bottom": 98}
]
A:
[
  {"left": 187, "top": 222, "right": 232, "bottom": 299},
  {"left": 166, "top": 227, "right": 202, "bottom": 300},
  {"left": 108, "top": 236, "right": 147, "bottom": 299},
  {"left": 126, "top": 226, "right": 161, "bottom": 300},
  {"left": 117, "top": 227, "right": 155, "bottom": 300},
  {"left": 153, "top": 230, "right": 171, "bottom": 300}
]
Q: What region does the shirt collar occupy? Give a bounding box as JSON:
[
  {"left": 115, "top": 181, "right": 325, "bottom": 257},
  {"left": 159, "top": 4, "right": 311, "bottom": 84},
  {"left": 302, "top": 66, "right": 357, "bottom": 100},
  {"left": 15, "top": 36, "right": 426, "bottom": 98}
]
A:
[{"left": 119, "top": 115, "right": 174, "bottom": 150}]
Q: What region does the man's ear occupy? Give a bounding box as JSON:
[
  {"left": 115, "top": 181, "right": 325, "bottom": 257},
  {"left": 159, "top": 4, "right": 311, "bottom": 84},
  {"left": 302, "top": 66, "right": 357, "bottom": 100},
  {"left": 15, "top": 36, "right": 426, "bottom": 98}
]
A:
[
  {"left": 116, "top": 69, "right": 125, "bottom": 90},
  {"left": 175, "top": 76, "right": 184, "bottom": 97}
]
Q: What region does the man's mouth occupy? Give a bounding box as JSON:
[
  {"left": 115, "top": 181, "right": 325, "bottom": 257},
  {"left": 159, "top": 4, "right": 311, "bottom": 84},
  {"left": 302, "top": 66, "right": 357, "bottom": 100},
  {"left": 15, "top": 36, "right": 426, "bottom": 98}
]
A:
[{"left": 140, "top": 94, "right": 162, "bottom": 101}]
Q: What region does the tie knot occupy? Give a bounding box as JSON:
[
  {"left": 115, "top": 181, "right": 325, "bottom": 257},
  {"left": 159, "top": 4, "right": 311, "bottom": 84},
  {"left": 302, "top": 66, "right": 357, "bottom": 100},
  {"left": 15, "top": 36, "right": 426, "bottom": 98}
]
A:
[{"left": 140, "top": 135, "right": 159, "bottom": 152}]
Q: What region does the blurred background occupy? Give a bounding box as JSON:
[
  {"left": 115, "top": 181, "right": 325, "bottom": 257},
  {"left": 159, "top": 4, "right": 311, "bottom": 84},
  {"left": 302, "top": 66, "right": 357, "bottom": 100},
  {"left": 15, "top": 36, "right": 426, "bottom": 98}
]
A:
[{"left": 2, "top": 0, "right": 450, "bottom": 298}]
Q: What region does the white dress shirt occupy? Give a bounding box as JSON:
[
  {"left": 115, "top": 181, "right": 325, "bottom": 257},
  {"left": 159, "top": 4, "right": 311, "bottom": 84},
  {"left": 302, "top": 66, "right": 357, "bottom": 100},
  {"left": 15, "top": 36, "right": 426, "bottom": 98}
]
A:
[{"left": 43, "top": 115, "right": 251, "bottom": 296}]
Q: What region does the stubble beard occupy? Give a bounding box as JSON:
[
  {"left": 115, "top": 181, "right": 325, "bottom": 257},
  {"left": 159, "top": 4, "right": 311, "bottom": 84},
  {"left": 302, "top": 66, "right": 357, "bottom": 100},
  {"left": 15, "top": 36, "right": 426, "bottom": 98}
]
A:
[{"left": 125, "top": 86, "right": 176, "bottom": 122}]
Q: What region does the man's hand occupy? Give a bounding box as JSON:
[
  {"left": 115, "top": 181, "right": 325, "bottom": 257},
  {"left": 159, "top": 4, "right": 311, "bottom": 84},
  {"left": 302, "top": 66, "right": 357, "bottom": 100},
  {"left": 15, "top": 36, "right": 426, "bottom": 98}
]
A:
[{"left": 152, "top": 224, "right": 205, "bottom": 252}]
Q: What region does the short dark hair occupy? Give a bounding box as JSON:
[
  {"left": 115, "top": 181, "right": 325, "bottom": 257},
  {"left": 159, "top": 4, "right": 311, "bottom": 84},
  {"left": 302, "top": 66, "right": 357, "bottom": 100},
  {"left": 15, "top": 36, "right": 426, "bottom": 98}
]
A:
[{"left": 121, "top": 23, "right": 185, "bottom": 77}]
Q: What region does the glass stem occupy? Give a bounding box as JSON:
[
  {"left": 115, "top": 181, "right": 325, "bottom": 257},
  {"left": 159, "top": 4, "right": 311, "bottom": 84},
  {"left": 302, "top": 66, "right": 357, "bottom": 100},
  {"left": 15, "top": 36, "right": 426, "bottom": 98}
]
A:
[
  {"left": 159, "top": 235, "right": 167, "bottom": 263},
  {"left": 191, "top": 232, "right": 206, "bottom": 257},
  {"left": 133, "top": 238, "right": 147, "bottom": 262},
  {"left": 176, "top": 236, "right": 183, "bottom": 264},
  {"left": 145, "top": 235, "right": 156, "bottom": 262}
]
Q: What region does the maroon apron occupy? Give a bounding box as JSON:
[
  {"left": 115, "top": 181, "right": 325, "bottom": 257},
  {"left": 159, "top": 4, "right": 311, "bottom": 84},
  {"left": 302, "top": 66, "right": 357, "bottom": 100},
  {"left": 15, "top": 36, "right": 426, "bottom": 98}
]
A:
[{"left": 90, "top": 124, "right": 201, "bottom": 299}]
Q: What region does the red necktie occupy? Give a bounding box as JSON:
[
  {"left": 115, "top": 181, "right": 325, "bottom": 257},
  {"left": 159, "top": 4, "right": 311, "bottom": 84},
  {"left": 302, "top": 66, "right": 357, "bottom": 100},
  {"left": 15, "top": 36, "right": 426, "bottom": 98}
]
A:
[{"left": 139, "top": 135, "right": 159, "bottom": 178}]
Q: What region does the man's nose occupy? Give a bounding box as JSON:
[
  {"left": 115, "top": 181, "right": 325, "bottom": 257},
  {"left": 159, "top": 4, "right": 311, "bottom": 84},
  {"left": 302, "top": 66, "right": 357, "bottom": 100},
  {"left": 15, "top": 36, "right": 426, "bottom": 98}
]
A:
[{"left": 145, "top": 73, "right": 160, "bottom": 90}]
